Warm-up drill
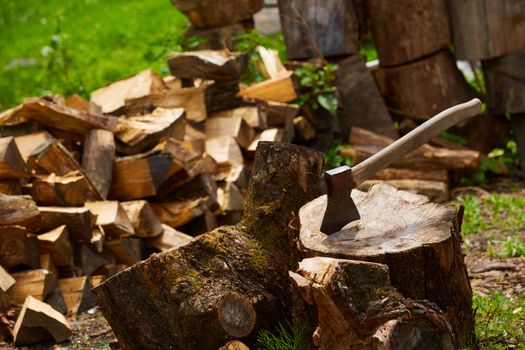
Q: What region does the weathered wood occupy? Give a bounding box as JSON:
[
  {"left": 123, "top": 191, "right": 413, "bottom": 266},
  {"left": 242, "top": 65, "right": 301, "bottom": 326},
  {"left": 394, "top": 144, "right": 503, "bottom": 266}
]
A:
[
  {"left": 335, "top": 55, "right": 397, "bottom": 140},
  {"left": 0, "top": 195, "right": 40, "bottom": 230},
  {"left": 448, "top": 0, "right": 525, "bottom": 60},
  {"left": 205, "top": 115, "right": 255, "bottom": 149},
  {"left": 13, "top": 295, "right": 72, "bottom": 346},
  {"left": 37, "top": 225, "right": 72, "bottom": 267},
  {"left": 116, "top": 107, "right": 186, "bottom": 155},
  {"left": 483, "top": 50, "right": 525, "bottom": 114},
  {"left": 278, "top": 0, "right": 358, "bottom": 60},
  {"left": 246, "top": 128, "right": 287, "bottom": 157},
  {"left": 146, "top": 225, "right": 193, "bottom": 252},
  {"left": 44, "top": 286, "right": 68, "bottom": 315},
  {"left": 93, "top": 142, "right": 325, "bottom": 349},
  {"left": 170, "top": 0, "right": 263, "bottom": 29},
  {"left": 359, "top": 179, "right": 449, "bottom": 202},
  {"left": 375, "top": 50, "right": 478, "bottom": 120},
  {"left": 291, "top": 257, "right": 455, "bottom": 349},
  {"left": 0, "top": 136, "right": 29, "bottom": 180},
  {"left": 217, "top": 293, "right": 256, "bottom": 337},
  {"left": 104, "top": 238, "right": 142, "bottom": 266},
  {"left": 293, "top": 116, "right": 316, "bottom": 141},
  {"left": 8, "top": 269, "right": 57, "bottom": 304},
  {"left": 0, "top": 180, "right": 22, "bottom": 195},
  {"left": 121, "top": 200, "right": 164, "bottom": 238},
  {"left": 368, "top": 0, "right": 450, "bottom": 67},
  {"left": 299, "top": 184, "right": 474, "bottom": 347},
  {"left": 168, "top": 50, "right": 248, "bottom": 81},
  {"left": 90, "top": 69, "right": 167, "bottom": 115},
  {"left": 82, "top": 129, "right": 116, "bottom": 199},
  {"left": 38, "top": 207, "right": 95, "bottom": 242},
  {"left": 151, "top": 197, "right": 215, "bottom": 229},
  {"left": 21, "top": 96, "right": 117, "bottom": 134},
  {"left": 219, "top": 340, "right": 250, "bottom": 350},
  {"left": 172, "top": 173, "right": 218, "bottom": 203},
  {"left": 32, "top": 171, "right": 100, "bottom": 206},
  {"left": 74, "top": 244, "right": 108, "bottom": 276},
  {"left": 85, "top": 201, "right": 135, "bottom": 238},
  {"left": 180, "top": 208, "right": 218, "bottom": 236},
  {"left": 57, "top": 276, "right": 97, "bottom": 314},
  {"left": 0, "top": 226, "right": 39, "bottom": 270},
  {"left": 238, "top": 72, "right": 298, "bottom": 103}
]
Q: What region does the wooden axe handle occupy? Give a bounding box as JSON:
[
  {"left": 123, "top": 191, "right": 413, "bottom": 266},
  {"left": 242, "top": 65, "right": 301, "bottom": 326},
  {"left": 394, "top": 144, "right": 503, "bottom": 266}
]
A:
[{"left": 352, "top": 98, "right": 482, "bottom": 185}]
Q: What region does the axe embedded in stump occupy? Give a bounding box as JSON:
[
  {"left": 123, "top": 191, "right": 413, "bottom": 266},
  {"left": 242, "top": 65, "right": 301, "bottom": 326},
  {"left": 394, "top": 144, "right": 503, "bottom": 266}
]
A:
[{"left": 321, "top": 98, "right": 482, "bottom": 234}]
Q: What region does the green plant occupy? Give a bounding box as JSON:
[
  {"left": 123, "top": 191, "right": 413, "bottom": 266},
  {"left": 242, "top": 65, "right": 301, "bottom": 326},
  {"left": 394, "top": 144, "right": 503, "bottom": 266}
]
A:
[
  {"left": 324, "top": 142, "right": 353, "bottom": 170},
  {"left": 144, "top": 27, "right": 207, "bottom": 64},
  {"left": 295, "top": 63, "right": 338, "bottom": 116},
  {"left": 358, "top": 39, "right": 378, "bottom": 62},
  {"left": 457, "top": 195, "right": 489, "bottom": 236},
  {"left": 439, "top": 131, "right": 469, "bottom": 146},
  {"left": 234, "top": 29, "right": 286, "bottom": 84},
  {"left": 473, "top": 292, "right": 525, "bottom": 349},
  {"left": 257, "top": 322, "right": 310, "bottom": 350}
]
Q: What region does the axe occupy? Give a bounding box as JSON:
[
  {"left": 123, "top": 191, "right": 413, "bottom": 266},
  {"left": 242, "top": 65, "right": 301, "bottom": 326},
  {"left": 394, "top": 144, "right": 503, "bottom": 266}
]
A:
[{"left": 321, "top": 98, "right": 482, "bottom": 234}]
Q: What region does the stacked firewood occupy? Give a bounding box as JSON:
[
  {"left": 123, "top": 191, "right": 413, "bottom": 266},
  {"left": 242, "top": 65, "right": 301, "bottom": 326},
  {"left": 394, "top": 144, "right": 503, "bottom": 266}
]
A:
[{"left": 0, "top": 48, "right": 308, "bottom": 346}]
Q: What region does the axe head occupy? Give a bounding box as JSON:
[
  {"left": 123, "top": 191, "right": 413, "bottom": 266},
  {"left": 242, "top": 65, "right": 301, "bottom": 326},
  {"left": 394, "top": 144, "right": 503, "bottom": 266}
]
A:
[{"left": 320, "top": 166, "right": 360, "bottom": 235}]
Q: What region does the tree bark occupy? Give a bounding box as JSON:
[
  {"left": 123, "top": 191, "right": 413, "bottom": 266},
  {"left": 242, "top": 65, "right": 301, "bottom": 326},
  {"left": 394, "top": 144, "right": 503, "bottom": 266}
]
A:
[
  {"left": 298, "top": 183, "right": 474, "bottom": 348},
  {"left": 93, "top": 142, "right": 324, "bottom": 349}
]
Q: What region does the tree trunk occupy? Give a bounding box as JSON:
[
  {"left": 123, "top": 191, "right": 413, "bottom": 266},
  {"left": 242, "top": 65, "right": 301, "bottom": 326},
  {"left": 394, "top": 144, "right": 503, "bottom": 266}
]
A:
[
  {"left": 368, "top": 0, "right": 451, "bottom": 67},
  {"left": 93, "top": 142, "right": 325, "bottom": 349},
  {"left": 298, "top": 183, "right": 474, "bottom": 348}
]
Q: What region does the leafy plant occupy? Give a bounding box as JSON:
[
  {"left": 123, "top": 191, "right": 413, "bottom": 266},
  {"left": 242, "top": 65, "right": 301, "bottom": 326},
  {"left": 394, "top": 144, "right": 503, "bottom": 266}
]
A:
[
  {"left": 144, "top": 27, "right": 207, "bottom": 64},
  {"left": 295, "top": 63, "right": 338, "bottom": 116},
  {"left": 502, "top": 236, "right": 525, "bottom": 258},
  {"left": 324, "top": 142, "right": 353, "bottom": 170},
  {"left": 257, "top": 322, "right": 310, "bottom": 350},
  {"left": 439, "top": 131, "right": 468, "bottom": 146}
]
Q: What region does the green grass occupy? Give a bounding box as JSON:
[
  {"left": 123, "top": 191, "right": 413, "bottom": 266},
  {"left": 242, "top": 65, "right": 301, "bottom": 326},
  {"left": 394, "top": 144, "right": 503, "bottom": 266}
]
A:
[
  {"left": 257, "top": 322, "right": 310, "bottom": 350},
  {"left": 0, "top": 0, "right": 188, "bottom": 111}
]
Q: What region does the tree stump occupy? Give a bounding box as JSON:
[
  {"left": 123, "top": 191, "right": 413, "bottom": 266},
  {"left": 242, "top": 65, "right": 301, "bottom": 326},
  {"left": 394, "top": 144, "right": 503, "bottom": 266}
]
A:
[
  {"left": 93, "top": 142, "right": 325, "bottom": 349},
  {"left": 290, "top": 257, "right": 455, "bottom": 349},
  {"left": 298, "top": 184, "right": 474, "bottom": 348}
]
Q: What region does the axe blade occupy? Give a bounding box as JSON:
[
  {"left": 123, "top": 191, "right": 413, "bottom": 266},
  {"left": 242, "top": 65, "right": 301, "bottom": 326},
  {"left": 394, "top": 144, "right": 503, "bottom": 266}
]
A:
[{"left": 320, "top": 166, "right": 360, "bottom": 234}]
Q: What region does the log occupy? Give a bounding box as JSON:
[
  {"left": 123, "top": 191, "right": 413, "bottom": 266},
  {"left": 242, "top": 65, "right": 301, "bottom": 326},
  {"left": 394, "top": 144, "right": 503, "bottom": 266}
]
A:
[
  {"left": 246, "top": 128, "right": 287, "bottom": 157},
  {"left": 146, "top": 225, "right": 193, "bottom": 252},
  {"left": 8, "top": 269, "right": 57, "bottom": 304},
  {"left": 375, "top": 50, "right": 478, "bottom": 120},
  {"left": 219, "top": 340, "right": 250, "bottom": 350},
  {"left": 205, "top": 115, "right": 255, "bottom": 149},
  {"left": 180, "top": 209, "right": 218, "bottom": 236},
  {"left": 372, "top": 168, "right": 448, "bottom": 182},
  {"left": 368, "top": 0, "right": 450, "bottom": 67},
  {"left": 168, "top": 50, "right": 248, "bottom": 81},
  {"left": 115, "top": 107, "right": 186, "bottom": 155},
  {"left": 13, "top": 295, "right": 72, "bottom": 346},
  {"left": 170, "top": 0, "right": 263, "bottom": 29},
  {"left": 255, "top": 46, "right": 288, "bottom": 80},
  {"left": 14, "top": 131, "right": 54, "bottom": 163},
  {"left": 40, "top": 254, "right": 58, "bottom": 278},
  {"left": 211, "top": 106, "right": 268, "bottom": 130},
  {"left": 358, "top": 179, "right": 449, "bottom": 202},
  {"left": 0, "top": 180, "right": 22, "bottom": 195},
  {"left": 483, "top": 50, "right": 525, "bottom": 114},
  {"left": 298, "top": 183, "right": 475, "bottom": 347},
  {"left": 121, "top": 200, "right": 164, "bottom": 238},
  {"left": 334, "top": 55, "right": 397, "bottom": 140},
  {"left": 90, "top": 69, "right": 167, "bottom": 115},
  {"left": 171, "top": 173, "right": 218, "bottom": 203},
  {"left": 293, "top": 116, "right": 316, "bottom": 141},
  {"left": 21, "top": 96, "right": 117, "bottom": 134},
  {"left": 65, "top": 94, "right": 101, "bottom": 114},
  {"left": 0, "top": 265, "right": 15, "bottom": 293},
  {"left": 85, "top": 201, "right": 135, "bottom": 238},
  {"left": 37, "top": 225, "right": 72, "bottom": 267},
  {"left": 217, "top": 183, "right": 245, "bottom": 212},
  {"left": 38, "top": 207, "right": 95, "bottom": 242},
  {"left": 82, "top": 129, "right": 116, "bottom": 199},
  {"left": 57, "top": 276, "right": 97, "bottom": 314},
  {"left": 93, "top": 142, "right": 325, "bottom": 349},
  {"left": 448, "top": 0, "right": 525, "bottom": 60},
  {"left": 151, "top": 197, "right": 215, "bottom": 229},
  {"left": 31, "top": 171, "right": 100, "bottom": 206},
  {"left": 238, "top": 72, "right": 298, "bottom": 103},
  {"left": 0, "top": 195, "right": 40, "bottom": 230},
  {"left": 104, "top": 238, "right": 142, "bottom": 266},
  {"left": 0, "top": 226, "right": 40, "bottom": 270},
  {"left": 291, "top": 257, "right": 455, "bottom": 349},
  {"left": 278, "top": 0, "right": 358, "bottom": 60},
  {"left": 205, "top": 136, "right": 244, "bottom": 170},
  {"left": 44, "top": 286, "right": 68, "bottom": 315},
  {"left": 0, "top": 136, "right": 29, "bottom": 180},
  {"left": 74, "top": 244, "right": 108, "bottom": 276}
]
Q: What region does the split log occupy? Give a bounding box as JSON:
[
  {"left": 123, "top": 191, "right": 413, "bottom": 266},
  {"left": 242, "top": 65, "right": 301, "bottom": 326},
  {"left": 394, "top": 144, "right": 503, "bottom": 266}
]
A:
[
  {"left": 168, "top": 50, "right": 248, "bottom": 81},
  {"left": 334, "top": 55, "right": 397, "bottom": 140},
  {"left": 104, "top": 238, "right": 142, "bottom": 266},
  {"left": 93, "top": 142, "right": 325, "bottom": 349},
  {"left": 151, "top": 197, "right": 215, "bottom": 229},
  {"left": 264, "top": 101, "right": 296, "bottom": 142},
  {"left": 246, "top": 128, "right": 287, "bottom": 157},
  {"left": 170, "top": 0, "right": 263, "bottom": 29},
  {"left": 368, "top": 0, "right": 450, "bottom": 67},
  {"left": 358, "top": 179, "right": 449, "bottom": 202},
  {"left": 171, "top": 173, "right": 218, "bottom": 203},
  {"left": 213, "top": 165, "right": 250, "bottom": 189},
  {"left": 375, "top": 50, "right": 478, "bottom": 120},
  {"left": 205, "top": 116, "right": 255, "bottom": 148},
  {"left": 298, "top": 183, "right": 474, "bottom": 348},
  {"left": 483, "top": 50, "right": 525, "bottom": 114},
  {"left": 85, "top": 201, "right": 135, "bottom": 238},
  {"left": 0, "top": 265, "right": 15, "bottom": 293},
  {"left": 90, "top": 69, "right": 167, "bottom": 115},
  {"left": 0, "top": 136, "right": 29, "bottom": 180},
  {"left": 217, "top": 183, "right": 245, "bottom": 212},
  {"left": 44, "top": 286, "right": 68, "bottom": 315},
  {"left": 65, "top": 94, "right": 101, "bottom": 114},
  {"left": 205, "top": 136, "right": 244, "bottom": 170},
  {"left": 31, "top": 171, "right": 100, "bottom": 206},
  {"left": 40, "top": 254, "right": 58, "bottom": 278},
  {"left": 448, "top": 0, "right": 525, "bottom": 60},
  {"left": 0, "top": 226, "right": 40, "bottom": 270},
  {"left": 180, "top": 209, "right": 218, "bottom": 236},
  {"left": 37, "top": 226, "right": 72, "bottom": 267},
  {"left": 21, "top": 96, "right": 117, "bottom": 134},
  {"left": 82, "top": 129, "right": 116, "bottom": 199},
  {"left": 0, "top": 195, "right": 40, "bottom": 230},
  {"left": 278, "top": 0, "right": 358, "bottom": 60},
  {"left": 0, "top": 180, "right": 22, "bottom": 195},
  {"left": 293, "top": 116, "right": 316, "bottom": 141},
  {"left": 13, "top": 296, "right": 72, "bottom": 346},
  {"left": 291, "top": 257, "right": 455, "bottom": 349},
  {"left": 121, "top": 200, "right": 164, "bottom": 238},
  {"left": 238, "top": 72, "right": 298, "bottom": 103},
  {"left": 146, "top": 225, "right": 193, "bottom": 252},
  {"left": 74, "top": 244, "right": 108, "bottom": 276},
  {"left": 212, "top": 106, "right": 268, "bottom": 130},
  {"left": 219, "top": 340, "right": 250, "bottom": 350},
  {"left": 38, "top": 207, "right": 95, "bottom": 242},
  {"left": 255, "top": 46, "right": 288, "bottom": 80},
  {"left": 14, "top": 131, "right": 54, "bottom": 163},
  {"left": 8, "top": 269, "right": 57, "bottom": 304},
  {"left": 115, "top": 107, "right": 186, "bottom": 155},
  {"left": 57, "top": 276, "right": 97, "bottom": 314}
]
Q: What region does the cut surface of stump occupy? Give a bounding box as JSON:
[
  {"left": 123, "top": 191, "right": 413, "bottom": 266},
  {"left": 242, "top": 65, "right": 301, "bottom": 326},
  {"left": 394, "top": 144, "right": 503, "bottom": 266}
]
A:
[{"left": 299, "top": 183, "right": 474, "bottom": 348}]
